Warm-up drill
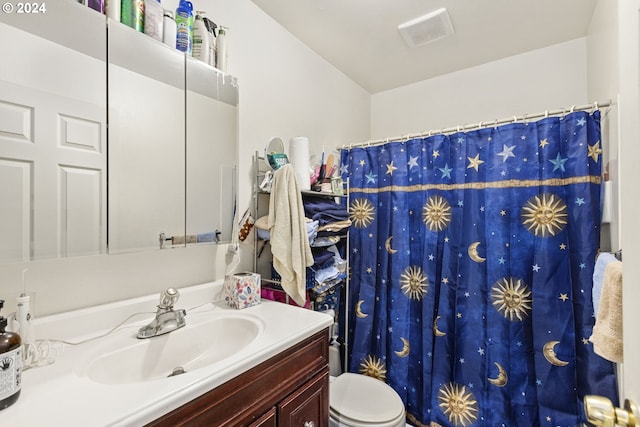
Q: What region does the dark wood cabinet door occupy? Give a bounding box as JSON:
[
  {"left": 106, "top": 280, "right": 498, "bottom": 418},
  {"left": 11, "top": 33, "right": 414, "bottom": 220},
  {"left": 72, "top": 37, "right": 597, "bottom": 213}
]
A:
[{"left": 278, "top": 370, "right": 329, "bottom": 427}]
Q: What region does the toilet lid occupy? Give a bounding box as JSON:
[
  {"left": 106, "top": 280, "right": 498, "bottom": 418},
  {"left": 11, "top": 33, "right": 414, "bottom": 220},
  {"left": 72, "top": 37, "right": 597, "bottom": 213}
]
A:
[{"left": 330, "top": 373, "right": 404, "bottom": 424}]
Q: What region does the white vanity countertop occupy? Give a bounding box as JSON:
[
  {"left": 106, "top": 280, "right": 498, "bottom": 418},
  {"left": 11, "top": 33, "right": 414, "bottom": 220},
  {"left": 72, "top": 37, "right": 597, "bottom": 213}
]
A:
[{"left": 0, "top": 281, "right": 333, "bottom": 426}]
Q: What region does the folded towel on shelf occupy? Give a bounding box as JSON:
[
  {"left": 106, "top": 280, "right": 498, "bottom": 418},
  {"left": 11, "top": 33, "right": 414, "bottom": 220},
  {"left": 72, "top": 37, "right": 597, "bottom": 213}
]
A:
[
  {"left": 268, "top": 164, "right": 314, "bottom": 307},
  {"left": 589, "top": 259, "right": 623, "bottom": 363},
  {"left": 592, "top": 252, "right": 617, "bottom": 315}
]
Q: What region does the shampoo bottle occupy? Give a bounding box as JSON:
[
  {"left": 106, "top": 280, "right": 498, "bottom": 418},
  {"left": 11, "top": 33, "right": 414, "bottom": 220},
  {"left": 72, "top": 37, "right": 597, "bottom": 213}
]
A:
[
  {"left": 175, "top": 0, "right": 194, "bottom": 54},
  {"left": 0, "top": 300, "right": 21, "bottom": 410}
]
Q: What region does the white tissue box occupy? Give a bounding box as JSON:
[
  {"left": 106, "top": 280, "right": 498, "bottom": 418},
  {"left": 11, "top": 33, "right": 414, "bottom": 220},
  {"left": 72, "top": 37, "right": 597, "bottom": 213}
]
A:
[{"left": 223, "top": 272, "right": 261, "bottom": 309}]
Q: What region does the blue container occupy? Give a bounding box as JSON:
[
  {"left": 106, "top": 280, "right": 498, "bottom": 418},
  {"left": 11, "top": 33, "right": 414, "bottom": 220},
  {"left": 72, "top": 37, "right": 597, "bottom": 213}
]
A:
[{"left": 175, "top": 0, "right": 193, "bottom": 54}]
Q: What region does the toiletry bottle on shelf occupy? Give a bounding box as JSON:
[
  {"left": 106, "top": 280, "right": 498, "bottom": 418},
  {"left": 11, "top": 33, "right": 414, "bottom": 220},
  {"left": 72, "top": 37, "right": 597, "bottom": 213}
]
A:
[
  {"left": 163, "top": 10, "right": 177, "bottom": 48},
  {"left": 121, "top": 0, "right": 133, "bottom": 27},
  {"left": 0, "top": 300, "right": 21, "bottom": 411},
  {"left": 132, "top": 0, "right": 145, "bottom": 32},
  {"left": 144, "top": 0, "right": 164, "bottom": 41},
  {"left": 192, "top": 12, "right": 210, "bottom": 63},
  {"left": 104, "top": 0, "right": 120, "bottom": 21},
  {"left": 204, "top": 17, "right": 217, "bottom": 68},
  {"left": 175, "top": 0, "right": 194, "bottom": 54},
  {"left": 216, "top": 26, "right": 228, "bottom": 72}
]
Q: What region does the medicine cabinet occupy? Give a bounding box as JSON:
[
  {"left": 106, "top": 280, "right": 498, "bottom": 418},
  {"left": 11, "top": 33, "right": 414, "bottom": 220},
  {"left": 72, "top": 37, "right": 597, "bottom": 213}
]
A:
[{"left": 0, "top": 0, "right": 238, "bottom": 262}]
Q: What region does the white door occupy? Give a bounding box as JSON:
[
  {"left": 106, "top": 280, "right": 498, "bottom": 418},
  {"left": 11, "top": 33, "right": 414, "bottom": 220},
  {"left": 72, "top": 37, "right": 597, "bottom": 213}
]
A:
[
  {"left": 618, "top": 0, "right": 640, "bottom": 406},
  {"left": 0, "top": 82, "right": 106, "bottom": 261}
]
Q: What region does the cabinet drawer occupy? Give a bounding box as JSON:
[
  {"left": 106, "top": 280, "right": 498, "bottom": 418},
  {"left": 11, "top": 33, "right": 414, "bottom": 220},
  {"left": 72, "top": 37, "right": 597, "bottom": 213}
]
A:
[
  {"left": 249, "top": 407, "right": 277, "bottom": 427},
  {"left": 278, "top": 370, "right": 329, "bottom": 427}
]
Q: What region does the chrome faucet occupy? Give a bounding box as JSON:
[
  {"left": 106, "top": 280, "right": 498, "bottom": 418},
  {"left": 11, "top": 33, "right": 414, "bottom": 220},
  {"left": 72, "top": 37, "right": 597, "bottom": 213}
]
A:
[{"left": 137, "top": 288, "right": 186, "bottom": 339}]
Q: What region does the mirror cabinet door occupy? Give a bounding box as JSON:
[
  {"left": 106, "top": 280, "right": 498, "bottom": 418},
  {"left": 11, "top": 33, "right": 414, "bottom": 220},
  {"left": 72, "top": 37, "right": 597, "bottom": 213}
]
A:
[
  {"left": 107, "top": 19, "right": 186, "bottom": 254},
  {"left": 0, "top": 4, "right": 107, "bottom": 261},
  {"left": 185, "top": 58, "right": 238, "bottom": 244}
]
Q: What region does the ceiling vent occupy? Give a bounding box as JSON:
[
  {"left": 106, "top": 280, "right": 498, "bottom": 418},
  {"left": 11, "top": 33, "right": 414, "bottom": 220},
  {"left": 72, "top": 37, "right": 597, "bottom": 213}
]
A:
[{"left": 398, "top": 8, "right": 454, "bottom": 48}]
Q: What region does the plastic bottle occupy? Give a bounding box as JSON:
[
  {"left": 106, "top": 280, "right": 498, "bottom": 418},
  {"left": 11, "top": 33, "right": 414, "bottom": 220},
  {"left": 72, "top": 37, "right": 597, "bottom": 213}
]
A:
[
  {"left": 144, "top": 0, "right": 164, "bottom": 41},
  {"left": 204, "top": 18, "right": 217, "bottom": 68},
  {"left": 175, "top": 0, "right": 194, "bottom": 54},
  {"left": 104, "top": 0, "right": 120, "bottom": 21},
  {"left": 163, "top": 10, "right": 177, "bottom": 48},
  {"left": 0, "top": 300, "right": 21, "bottom": 411},
  {"left": 132, "top": 0, "right": 145, "bottom": 32},
  {"left": 192, "top": 12, "right": 210, "bottom": 63},
  {"left": 121, "top": 0, "right": 133, "bottom": 27},
  {"left": 216, "top": 26, "right": 228, "bottom": 72}
]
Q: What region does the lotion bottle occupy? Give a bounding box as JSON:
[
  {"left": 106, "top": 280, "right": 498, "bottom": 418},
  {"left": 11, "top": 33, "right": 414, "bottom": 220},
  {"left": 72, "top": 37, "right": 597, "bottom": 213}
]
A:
[{"left": 0, "top": 300, "right": 21, "bottom": 410}]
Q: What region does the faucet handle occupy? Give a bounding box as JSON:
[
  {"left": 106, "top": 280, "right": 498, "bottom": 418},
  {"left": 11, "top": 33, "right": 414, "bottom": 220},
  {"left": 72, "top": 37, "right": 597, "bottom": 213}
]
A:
[{"left": 158, "top": 288, "right": 180, "bottom": 309}]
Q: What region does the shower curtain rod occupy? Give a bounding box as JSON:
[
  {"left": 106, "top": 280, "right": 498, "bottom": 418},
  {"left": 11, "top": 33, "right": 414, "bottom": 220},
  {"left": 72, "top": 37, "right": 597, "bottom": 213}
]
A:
[{"left": 340, "top": 100, "right": 612, "bottom": 150}]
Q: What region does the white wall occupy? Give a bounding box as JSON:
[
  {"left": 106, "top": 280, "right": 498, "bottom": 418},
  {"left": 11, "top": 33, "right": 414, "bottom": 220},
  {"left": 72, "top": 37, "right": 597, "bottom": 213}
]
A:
[
  {"left": 0, "top": 0, "right": 369, "bottom": 317},
  {"left": 371, "top": 38, "right": 588, "bottom": 139}
]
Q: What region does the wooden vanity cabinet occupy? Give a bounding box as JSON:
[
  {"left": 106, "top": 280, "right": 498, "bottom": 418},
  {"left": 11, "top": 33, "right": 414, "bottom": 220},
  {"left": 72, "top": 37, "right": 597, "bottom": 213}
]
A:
[{"left": 145, "top": 328, "right": 330, "bottom": 427}]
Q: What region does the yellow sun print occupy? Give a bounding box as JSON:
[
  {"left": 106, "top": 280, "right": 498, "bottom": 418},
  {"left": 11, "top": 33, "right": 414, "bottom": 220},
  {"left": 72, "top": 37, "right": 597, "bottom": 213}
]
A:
[
  {"left": 350, "top": 198, "right": 375, "bottom": 228},
  {"left": 491, "top": 277, "right": 533, "bottom": 322},
  {"left": 400, "top": 266, "right": 428, "bottom": 301},
  {"left": 521, "top": 193, "right": 568, "bottom": 237},
  {"left": 359, "top": 355, "right": 387, "bottom": 381},
  {"left": 438, "top": 383, "right": 479, "bottom": 427},
  {"left": 423, "top": 195, "right": 452, "bottom": 231}
]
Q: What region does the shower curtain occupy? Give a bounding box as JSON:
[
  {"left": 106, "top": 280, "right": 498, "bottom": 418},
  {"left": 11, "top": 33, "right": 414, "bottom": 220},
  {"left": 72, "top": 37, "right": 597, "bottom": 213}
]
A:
[{"left": 340, "top": 110, "right": 618, "bottom": 427}]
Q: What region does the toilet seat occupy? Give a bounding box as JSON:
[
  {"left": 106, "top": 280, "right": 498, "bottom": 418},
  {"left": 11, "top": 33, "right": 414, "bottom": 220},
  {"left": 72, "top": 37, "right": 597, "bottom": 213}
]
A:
[{"left": 330, "top": 373, "right": 405, "bottom": 427}]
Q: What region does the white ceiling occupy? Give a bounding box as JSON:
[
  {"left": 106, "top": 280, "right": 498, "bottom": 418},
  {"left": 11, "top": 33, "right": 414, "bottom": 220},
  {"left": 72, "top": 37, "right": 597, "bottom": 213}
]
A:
[{"left": 249, "top": 0, "right": 599, "bottom": 94}]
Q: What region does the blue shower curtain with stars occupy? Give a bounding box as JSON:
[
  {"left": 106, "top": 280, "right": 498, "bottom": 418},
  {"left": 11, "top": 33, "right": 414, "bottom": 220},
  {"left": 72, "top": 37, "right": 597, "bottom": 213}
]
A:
[{"left": 340, "top": 110, "right": 618, "bottom": 427}]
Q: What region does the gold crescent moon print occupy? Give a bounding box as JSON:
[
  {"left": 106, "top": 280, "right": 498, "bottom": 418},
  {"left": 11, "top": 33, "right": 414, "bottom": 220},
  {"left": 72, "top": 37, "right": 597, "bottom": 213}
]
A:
[
  {"left": 543, "top": 341, "right": 569, "bottom": 367},
  {"left": 433, "top": 315, "right": 446, "bottom": 337},
  {"left": 467, "top": 241, "right": 486, "bottom": 263},
  {"left": 394, "top": 337, "right": 410, "bottom": 357},
  {"left": 355, "top": 300, "right": 368, "bottom": 318},
  {"left": 487, "top": 362, "right": 508, "bottom": 387},
  {"left": 385, "top": 236, "right": 398, "bottom": 254}
]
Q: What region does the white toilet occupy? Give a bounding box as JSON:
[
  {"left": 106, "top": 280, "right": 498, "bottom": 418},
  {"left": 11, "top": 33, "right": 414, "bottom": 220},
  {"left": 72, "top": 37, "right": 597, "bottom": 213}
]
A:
[{"left": 329, "top": 373, "right": 406, "bottom": 427}]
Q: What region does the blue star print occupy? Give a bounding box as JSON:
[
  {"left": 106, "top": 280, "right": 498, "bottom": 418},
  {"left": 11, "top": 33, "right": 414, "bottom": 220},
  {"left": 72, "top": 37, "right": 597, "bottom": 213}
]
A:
[
  {"left": 439, "top": 163, "right": 453, "bottom": 179},
  {"left": 549, "top": 153, "right": 568, "bottom": 172}
]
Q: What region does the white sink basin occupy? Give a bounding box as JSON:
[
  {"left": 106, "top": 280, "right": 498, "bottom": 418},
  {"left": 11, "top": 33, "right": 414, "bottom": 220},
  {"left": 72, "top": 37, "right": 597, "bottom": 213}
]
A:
[{"left": 82, "top": 313, "right": 264, "bottom": 384}]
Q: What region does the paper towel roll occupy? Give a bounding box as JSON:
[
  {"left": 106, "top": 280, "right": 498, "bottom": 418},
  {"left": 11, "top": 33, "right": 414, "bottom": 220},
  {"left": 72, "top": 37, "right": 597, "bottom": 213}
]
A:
[{"left": 289, "top": 136, "right": 311, "bottom": 190}]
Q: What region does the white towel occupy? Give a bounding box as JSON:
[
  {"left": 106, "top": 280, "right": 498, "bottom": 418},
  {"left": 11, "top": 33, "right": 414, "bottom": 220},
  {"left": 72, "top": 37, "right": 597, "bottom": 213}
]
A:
[
  {"left": 589, "top": 260, "right": 623, "bottom": 363},
  {"left": 268, "top": 164, "right": 314, "bottom": 306},
  {"left": 592, "top": 252, "right": 617, "bottom": 315}
]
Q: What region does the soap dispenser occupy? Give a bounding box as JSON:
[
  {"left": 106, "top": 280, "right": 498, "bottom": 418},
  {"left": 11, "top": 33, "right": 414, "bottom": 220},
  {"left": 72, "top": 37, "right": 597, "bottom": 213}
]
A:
[{"left": 0, "top": 300, "right": 21, "bottom": 410}]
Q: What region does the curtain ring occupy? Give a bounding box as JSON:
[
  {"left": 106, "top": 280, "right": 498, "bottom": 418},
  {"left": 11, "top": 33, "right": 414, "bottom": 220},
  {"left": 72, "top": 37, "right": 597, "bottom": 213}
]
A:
[
  {"left": 545, "top": 110, "right": 549, "bottom": 118},
  {"left": 428, "top": 130, "right": 432, "bottom": 137},
  {"left": 478, "top": 121, "right": 483, "bottom": 129},
  {"left": 594, "top": 101, "right": 599, "bottom": 111},
  {"left": 512, "top": 115, "right": 518, "bottom": 123},
  {"left": 522, "top": 113, "right": 528, "bottom": 124},
  {"left": 570, "top": 105, "right": 576, "bottom": 112}
]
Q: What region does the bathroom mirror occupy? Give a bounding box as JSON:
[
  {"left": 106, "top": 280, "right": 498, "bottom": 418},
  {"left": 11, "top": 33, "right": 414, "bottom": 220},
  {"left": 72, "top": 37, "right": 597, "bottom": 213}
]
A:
[{"left": 0, "top": 1, "right": 238, "bottom": 262}]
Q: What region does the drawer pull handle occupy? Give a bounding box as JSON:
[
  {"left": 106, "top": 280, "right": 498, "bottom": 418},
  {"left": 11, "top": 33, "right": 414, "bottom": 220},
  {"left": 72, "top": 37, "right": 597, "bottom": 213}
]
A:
[{"left": 304, "top": 422, "right": 315, "bottom": 427}]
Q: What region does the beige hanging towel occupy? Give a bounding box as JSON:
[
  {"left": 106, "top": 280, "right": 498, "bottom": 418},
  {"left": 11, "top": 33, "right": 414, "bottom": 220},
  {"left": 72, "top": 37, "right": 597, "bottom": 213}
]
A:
[
  {"left": 589, "top": 260, "right": 623, "bottom": 363},
  {"left": 268, "top": 164, "right": 314, "bottom": 306}
]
